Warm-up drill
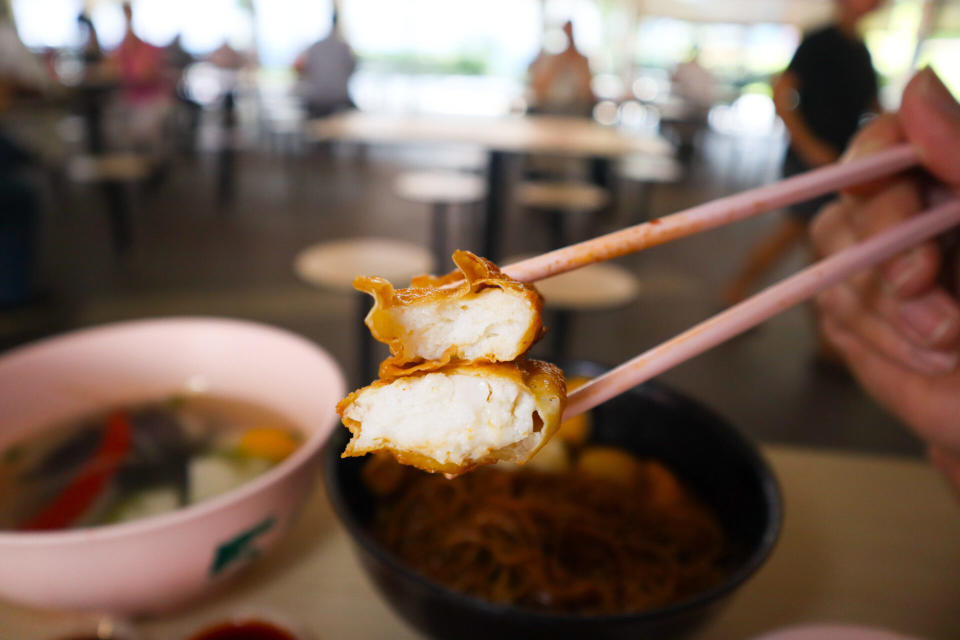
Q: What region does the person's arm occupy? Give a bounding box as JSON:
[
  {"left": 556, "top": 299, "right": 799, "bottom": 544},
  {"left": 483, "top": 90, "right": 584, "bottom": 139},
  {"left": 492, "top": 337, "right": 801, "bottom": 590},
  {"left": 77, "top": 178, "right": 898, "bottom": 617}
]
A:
[
  {"left": 773, "top": 71, "right": 839, "bottom": 167},
  {"left": 812, "top": 68, "right": 960, "bottom": 502}
]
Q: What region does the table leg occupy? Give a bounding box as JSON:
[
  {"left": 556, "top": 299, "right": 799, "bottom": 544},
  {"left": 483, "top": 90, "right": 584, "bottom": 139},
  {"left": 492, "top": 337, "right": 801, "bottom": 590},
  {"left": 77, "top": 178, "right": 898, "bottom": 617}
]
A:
[
  {"left": 549, "top": 309, "right": 571, "bottom": 363},
  {"left": 547, "top": 209, "right": 568, "bottom": 250},
  {"left": 83, "top": 98, "right": 105, "bottom": 155},
  {"left": 590, "top": 155, "right": 616, "bottom": 216},
  {"left": 634, "top": 181, "right": 653, "bottom": 224},
  {"left": 432, "top": 203, "right": 448, "bottom": 272},
  {"left": 483, "top": 150, "right": 507, "bottom": 262},
  {"left": 217, "top": 91, "right": 237, "bottom": 209},
  {"left": 102, "top": 180, "right": 131, "bottom": 254},
  {"left": 355, "top": 293, "right": 374, "bottom": 386}
]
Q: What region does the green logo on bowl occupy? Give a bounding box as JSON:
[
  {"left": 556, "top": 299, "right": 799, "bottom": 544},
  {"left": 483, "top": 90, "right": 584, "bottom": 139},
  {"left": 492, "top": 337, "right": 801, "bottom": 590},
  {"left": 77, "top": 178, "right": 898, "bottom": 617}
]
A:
[{"left": 209, "top": 516, "right": 276, "bottom": 577}]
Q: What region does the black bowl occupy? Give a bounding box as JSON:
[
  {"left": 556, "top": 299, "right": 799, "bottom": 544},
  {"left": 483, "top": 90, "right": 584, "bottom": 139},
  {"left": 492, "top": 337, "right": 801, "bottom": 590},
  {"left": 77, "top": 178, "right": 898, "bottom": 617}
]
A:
[{"left": 323, "top": 363, "right": 781, "bottom": 640}]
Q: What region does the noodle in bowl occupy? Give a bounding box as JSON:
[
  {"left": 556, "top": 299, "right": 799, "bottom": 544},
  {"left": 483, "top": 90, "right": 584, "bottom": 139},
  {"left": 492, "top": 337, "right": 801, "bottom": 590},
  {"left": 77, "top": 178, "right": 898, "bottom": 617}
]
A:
[{"left": 325, "top": 363, "right": 781, "bottom": 640}]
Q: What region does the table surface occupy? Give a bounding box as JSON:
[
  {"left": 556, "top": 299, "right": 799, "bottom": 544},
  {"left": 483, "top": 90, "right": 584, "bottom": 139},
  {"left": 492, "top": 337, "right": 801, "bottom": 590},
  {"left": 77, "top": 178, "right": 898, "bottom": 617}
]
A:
[
  {"left": 306, "top": 111, "right": 673, "bottom": 158},
  {"left": 4, "top": 445, "right": 960, "bottom": 640}
]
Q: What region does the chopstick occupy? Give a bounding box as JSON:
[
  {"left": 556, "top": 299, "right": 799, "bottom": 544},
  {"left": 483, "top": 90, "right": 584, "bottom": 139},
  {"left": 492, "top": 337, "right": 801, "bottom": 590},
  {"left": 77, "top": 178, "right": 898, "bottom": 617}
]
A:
[
  {"left": 503, "top": 143, "right": 919, "bottom": 283},
  {"left": 562, "top": 196, "right": 960, "bottom": 420}
]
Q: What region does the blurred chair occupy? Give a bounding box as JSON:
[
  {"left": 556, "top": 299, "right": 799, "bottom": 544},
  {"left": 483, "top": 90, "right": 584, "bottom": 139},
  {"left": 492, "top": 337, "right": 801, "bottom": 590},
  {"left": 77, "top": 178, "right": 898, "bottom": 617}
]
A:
[
  {"left": 67, "top": 152, "right": 152, "bottom": 253},
  {"left": 618, "top": 154, "right": 683, "bottom": 224},
  {"left": 294, "top": 238, "right": 432, "bottom": 386},
  {"left": 517, "top": 180, "right": 609, "bottom": 249},
  {"left": 394, "top": 170, "right": 486, "bottom": 272},
  {"left": 509, "top": 255, "right": 640, "bottom": 362}
]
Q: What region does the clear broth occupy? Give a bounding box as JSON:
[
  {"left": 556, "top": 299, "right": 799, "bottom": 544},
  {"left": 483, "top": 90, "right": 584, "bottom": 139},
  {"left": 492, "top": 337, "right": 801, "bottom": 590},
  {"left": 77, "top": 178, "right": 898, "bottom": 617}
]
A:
[{"left": 0, "top": 395, "right": 302, "bottom": 531}]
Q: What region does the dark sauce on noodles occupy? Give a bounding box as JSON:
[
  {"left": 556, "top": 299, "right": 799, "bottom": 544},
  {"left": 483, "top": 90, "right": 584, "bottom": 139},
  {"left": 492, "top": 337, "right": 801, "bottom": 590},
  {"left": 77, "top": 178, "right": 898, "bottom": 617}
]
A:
[{"left": 363, "top": 448, "right": 729, "bottom": 615}]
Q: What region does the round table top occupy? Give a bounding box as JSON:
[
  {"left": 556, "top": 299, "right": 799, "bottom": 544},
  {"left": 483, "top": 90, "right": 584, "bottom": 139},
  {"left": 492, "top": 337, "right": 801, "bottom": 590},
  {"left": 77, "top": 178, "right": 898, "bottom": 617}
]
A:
[
  {"left": 294, "top": 238, "right": 434, "bottom": 292},
  {"left": 507, "top": 255, "right": 640, "bottom": 310},
  {"left": 394, "top": 171, "right": 486, "bottom": 205},
  {"left": 517, "top": 181, "right": 610, "bottom": 213}
]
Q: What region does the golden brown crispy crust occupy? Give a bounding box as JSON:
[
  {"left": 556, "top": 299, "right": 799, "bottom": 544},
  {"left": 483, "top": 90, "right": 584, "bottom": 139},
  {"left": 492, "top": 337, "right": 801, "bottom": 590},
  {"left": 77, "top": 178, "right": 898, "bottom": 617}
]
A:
[
  {"left": 352, "top": 251, "right": 544, "bottom": 378},
  {"left": 337, "top": 359, "right": 566, "bottom": 475}
]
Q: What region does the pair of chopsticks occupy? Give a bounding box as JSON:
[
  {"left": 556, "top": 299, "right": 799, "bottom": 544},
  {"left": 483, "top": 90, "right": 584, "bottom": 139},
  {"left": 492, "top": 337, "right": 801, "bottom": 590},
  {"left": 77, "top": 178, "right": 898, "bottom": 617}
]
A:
[{"left": 498, "top": 144, "right": 960, "bottom": 420}]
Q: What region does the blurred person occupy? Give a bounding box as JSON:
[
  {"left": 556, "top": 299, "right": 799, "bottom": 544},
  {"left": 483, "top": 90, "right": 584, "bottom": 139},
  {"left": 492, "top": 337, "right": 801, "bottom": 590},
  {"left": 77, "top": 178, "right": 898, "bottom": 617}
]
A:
[
  {"left": 526, "top": 20, "right": 601, "bottom": 191},
  {"left": 77, "top": 12, "right": 103, "bottom": 71},
  {"left": 527, "top": 20, "right": 595, "bottom": 117},
  {"left": 672, "top": 47, "right": 714, "bottom": 113},
  {"left": 207, "top": 42, "right": 250, "bottom": 71},
  {"left": 669, "top": 47, "right": 715, "bottom": 161},
  {"left": 108, "top": 1, "right": 173, "bottom": 151},
  {"left": 165, "top": 34, "right": 193, "bottom": 74},
  {"left": 0, "top": 3, "right": 57, "bottom": 103},
  {"left": 812, "top": 68, "right": 960, "bottom": 503},
  {"left": 295, "top": 10, "right": 356, "bottom": 119},
  {"left": 723, "top": 0, "right": 881, "bottom": 306}
]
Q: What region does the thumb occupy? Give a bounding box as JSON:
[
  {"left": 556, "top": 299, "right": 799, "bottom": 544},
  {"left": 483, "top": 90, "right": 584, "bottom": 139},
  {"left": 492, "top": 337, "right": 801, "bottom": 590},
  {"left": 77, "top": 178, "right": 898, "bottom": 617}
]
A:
[{"left": 899, "top": 68, "right": 960, "bottom": 187}]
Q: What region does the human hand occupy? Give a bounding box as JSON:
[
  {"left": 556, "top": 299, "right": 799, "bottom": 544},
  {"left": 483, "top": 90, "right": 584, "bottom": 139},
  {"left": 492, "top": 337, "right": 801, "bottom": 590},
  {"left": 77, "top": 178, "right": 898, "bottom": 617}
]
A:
[
  {"left": 811, "top": 68, "right": 960, "bottom": 499},
  {"left": 798, "top": 139, "right": 840, "bottom": 168}
]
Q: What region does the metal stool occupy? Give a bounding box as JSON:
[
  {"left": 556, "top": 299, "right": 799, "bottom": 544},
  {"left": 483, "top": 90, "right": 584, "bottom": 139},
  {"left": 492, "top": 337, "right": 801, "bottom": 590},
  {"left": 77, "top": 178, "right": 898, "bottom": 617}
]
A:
[
  {"left": 510, "top": 255, "right": 640, "bottom": 362},
  {"left": 294, "top": 238, "right": 433, "bottom": 386},
  {"left": 618, "top": 154, "right": 683, "bottom": 223},
  {"left": 394, "top": 170, "right": 486, "bottom": 271},
  {"left": 517, "top": 180, "right": 609, "bottom": 249},
  {"left": 68, "top": 153, "right": 152, "bottom": 254}
]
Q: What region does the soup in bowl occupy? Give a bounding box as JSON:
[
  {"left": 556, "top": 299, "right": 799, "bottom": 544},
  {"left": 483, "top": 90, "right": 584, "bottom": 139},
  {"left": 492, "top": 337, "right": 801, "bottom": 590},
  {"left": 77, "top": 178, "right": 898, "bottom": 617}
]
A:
[{"left": 0, "top": 318, "right": 345, "bottom": 614}]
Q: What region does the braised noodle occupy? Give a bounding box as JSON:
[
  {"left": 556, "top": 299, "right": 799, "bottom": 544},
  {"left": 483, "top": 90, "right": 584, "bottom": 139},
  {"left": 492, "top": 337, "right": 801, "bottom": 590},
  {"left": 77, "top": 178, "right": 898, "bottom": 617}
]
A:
[{"left": 362, "top": 450, "right": 728, "bottom": 615}]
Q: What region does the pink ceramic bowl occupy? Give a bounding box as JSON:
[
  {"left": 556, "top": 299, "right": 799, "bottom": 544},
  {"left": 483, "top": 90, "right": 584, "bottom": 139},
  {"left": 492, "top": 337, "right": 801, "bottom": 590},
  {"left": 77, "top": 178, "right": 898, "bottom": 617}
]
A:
[{"left": 0, "top": 318, "right": 345, "bottom": 615}]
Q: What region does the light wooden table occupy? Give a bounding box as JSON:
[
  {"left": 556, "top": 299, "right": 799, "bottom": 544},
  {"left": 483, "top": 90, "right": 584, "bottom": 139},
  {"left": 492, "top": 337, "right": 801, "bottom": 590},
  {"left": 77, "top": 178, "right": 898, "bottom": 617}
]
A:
[
  {"left": 306, "top": 112, "right": 672, "bottom": 159},
  {"left": 4, "top": 445, "right": 959, "bottom": 639},
  {"left": 307, "top": 112, "right": 673, "bottom": 262}
]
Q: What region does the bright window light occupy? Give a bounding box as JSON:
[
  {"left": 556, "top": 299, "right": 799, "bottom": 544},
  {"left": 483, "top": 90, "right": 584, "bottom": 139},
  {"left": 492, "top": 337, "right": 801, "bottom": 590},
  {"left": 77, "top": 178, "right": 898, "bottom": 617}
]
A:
[
  {"left": 91, "top": 2, "right": 126, "bottom": 50},
  {"left": 254, "top": 0, "right": 332, "bottom": 67},
  {"left": 11, "top": 0, "right": 83, "bottom": 49},
  {"left": 341, "top": 0, "right": 540, "bottom": 76},
  {"left": 132, "top": 0, "right": 188, "bottom": 47}
]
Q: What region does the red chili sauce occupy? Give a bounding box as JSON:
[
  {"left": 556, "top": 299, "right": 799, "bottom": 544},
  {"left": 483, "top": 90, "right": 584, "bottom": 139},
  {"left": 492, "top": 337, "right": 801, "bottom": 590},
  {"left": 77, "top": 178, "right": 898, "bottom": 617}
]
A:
[{"left": 187, "top": 620, "right": 299, "bottom": 640}]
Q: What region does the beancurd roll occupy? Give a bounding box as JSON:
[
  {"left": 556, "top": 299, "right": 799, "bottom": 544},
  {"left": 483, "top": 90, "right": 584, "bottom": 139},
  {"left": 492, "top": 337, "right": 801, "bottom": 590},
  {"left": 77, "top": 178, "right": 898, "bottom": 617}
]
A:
[
  {"left": 354, "top": 251, "right": 544, "bottom": 377},
  {"left": 337, "top": 360, "right": 566, "bottom": 475}
]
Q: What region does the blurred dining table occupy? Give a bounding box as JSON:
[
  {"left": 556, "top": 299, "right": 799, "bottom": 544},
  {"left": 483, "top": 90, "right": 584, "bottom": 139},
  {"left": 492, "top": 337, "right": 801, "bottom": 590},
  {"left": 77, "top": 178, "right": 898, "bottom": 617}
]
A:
[
  {"left": 306, "top": 111, "right": 674, "bottom": 262},
  {"left": 4, "top": 444, "right": 959, "bottom": 639}
]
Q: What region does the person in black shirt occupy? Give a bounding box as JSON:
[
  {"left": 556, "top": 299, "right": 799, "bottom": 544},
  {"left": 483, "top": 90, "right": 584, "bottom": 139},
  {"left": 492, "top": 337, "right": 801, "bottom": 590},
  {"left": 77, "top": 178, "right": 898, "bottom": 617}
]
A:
[{"left": 724, "top": 0, "right": 881, "bottom": 305}]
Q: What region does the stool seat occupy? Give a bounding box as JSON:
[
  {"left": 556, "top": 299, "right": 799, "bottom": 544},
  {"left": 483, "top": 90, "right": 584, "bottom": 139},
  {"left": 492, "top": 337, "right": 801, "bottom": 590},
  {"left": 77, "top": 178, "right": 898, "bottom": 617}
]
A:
[
  {"left": 394, "top": 171, "right": 486, "bottom": 205},
  {"left": 508, "top": 255, "right": 639, "bottom": 362},
  {"left": 294, "top": 238, "right": 434, "bottom": 292},
  {"left": 509, "top": 256, "right": 639, "bottom": 310},
  {"left": 295, "top": 238, "right": 433, "bottom": 386},
  {"left": 619, "top": 154, "right": 683, "bottom": 184},
  {"left": 68, "top": 153, "right": 152, "bottom": 183},
  {"left": 518, "top": 181, "right": 609, "bottom": 213}
]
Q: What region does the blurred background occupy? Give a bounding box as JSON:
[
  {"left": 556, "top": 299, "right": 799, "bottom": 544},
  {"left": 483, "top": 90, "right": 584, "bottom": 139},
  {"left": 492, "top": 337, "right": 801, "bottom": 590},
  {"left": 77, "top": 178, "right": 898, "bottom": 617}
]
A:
[{"left": 2, "top": 0, "right": 959, "bottom": 456}]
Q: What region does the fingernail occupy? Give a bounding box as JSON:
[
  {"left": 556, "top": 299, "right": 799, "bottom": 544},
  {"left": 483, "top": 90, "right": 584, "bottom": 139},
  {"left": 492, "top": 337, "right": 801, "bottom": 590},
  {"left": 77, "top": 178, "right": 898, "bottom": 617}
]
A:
[
  {"left": 884, "top": 247, "right": 925, "bottom": 295},
  {"left": 919, "top": 67, "right": 960, "bottom": 122},
  {"left": 841, "top": 136, "right": 885, "bottom": 164},
  {"left": 899, "top": 297, "right": 960, "bottom": 345},
  {"left": 914, "top": 348, "right": 959, "bottom": 375}
]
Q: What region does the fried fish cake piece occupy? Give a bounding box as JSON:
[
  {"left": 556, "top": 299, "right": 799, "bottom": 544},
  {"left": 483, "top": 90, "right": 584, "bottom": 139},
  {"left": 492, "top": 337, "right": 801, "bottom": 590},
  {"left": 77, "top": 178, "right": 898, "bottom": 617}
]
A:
[
  {"left": 355, "top": 251, "right": 544, "bottom": 377},
  {"left": 337, "top": 360, "right": 565, "bottom": 475}
]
